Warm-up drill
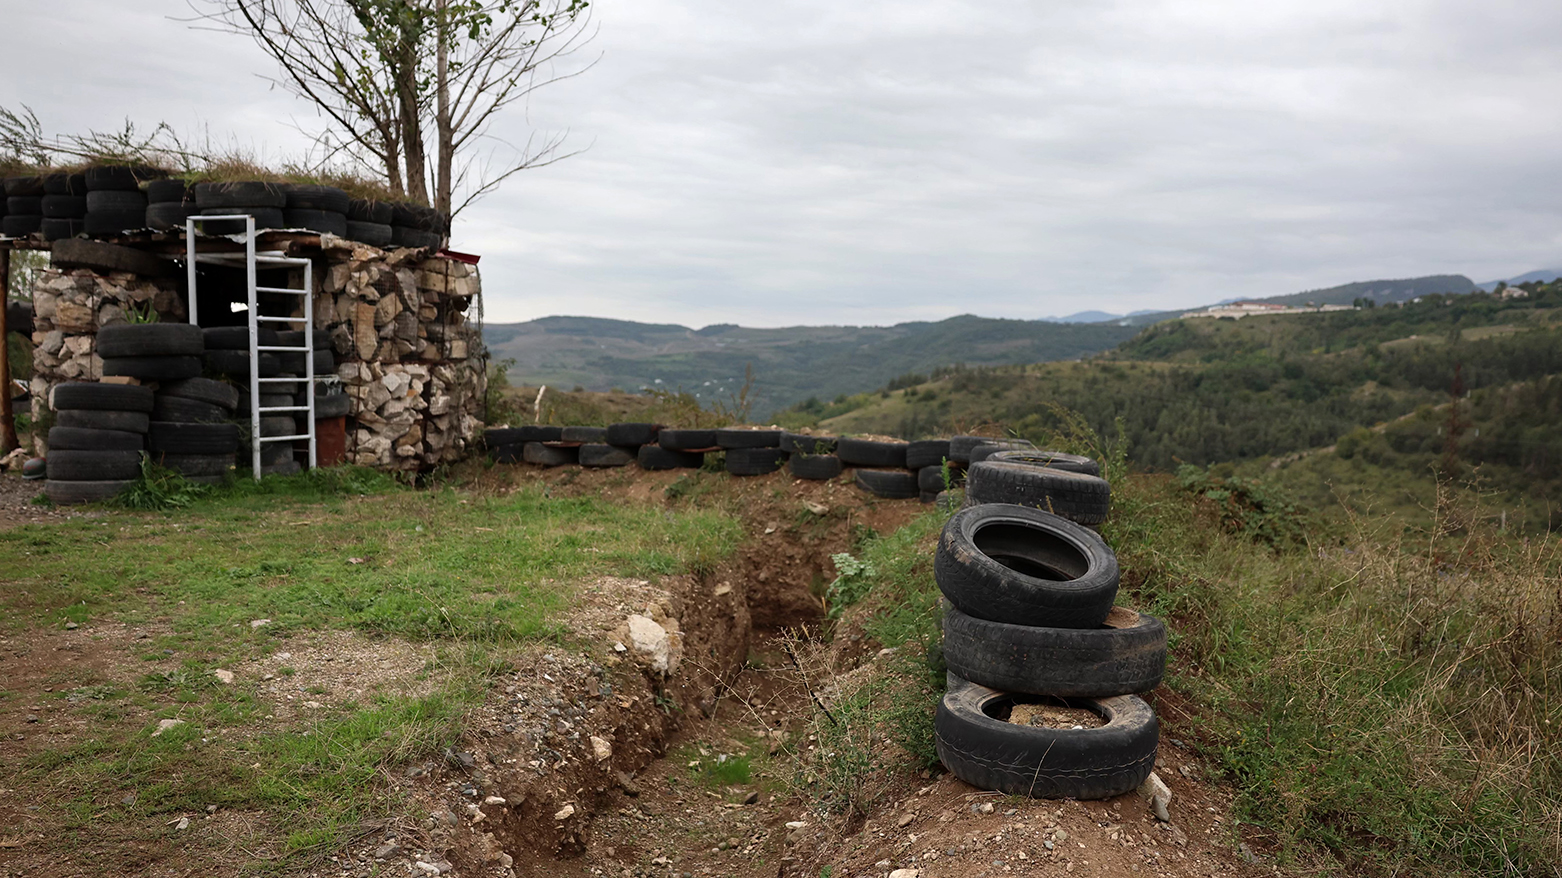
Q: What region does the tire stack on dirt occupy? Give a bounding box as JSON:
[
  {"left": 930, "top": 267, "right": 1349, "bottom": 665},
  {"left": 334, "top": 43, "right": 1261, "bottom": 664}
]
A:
[
  {"left": 964, "top": 449, "right": 1111, "bottom": 526},
  {"left": 3, "top": 175, "right": 45, "bottom": 238},
  {"left": 933, "top": 502, "right": 1167, "bottom": 799},
  {"left": 782, "top": 432, "right": 841, "bottom": 481},
  {"left": 98, "top": 323, "right": 204, "bottom": 382},
  {"left": 145, "top": 179, "right": 197, "bottom": 231},
  {"left": 40, "top": 173, "right": 87, "bottom": 241},
  {"left": 716, "top": 427, "right": 787, "bottom": 476},
  {"left": 645, "top": 428, "right": 717, "bottom": 470},
  {"left": 45, "top": 382, "right": 154, "bottom": 505},
  {"left": 149, "top": 378, "right": 241, "bottom": 483},
  {"left": 83, "top": 166, "right": 158, "bottom": 237},
  {"left": 203, "top": 326, "right": 281, "bottom": 380},
  {"left": 282, "top": 184, "right": 349, "bottom": 237}
]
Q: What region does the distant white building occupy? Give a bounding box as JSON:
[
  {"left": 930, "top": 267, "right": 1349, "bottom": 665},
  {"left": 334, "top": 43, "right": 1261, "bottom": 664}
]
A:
[{"left": 1182, "top": 301, "right": 1357, "bottom": 320}]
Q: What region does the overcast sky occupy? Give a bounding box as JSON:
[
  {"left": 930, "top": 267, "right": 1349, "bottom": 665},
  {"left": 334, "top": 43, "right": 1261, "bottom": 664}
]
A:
[{"left": 4, "top": 0, "right": 1561, "bottom": 326}]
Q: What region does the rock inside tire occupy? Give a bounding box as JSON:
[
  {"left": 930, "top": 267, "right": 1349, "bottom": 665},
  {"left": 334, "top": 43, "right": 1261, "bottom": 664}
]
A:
[
  {"left": 943, "top": 603, "right": 1167, "bottom": 697},
  {"left": 965, "top": 461, "right": 1111, "bottom": 526},
  {"left": 935, "top": 678, "right": 1157, "bottom": 800},
  {"left": 934, "top": 503, "right": 1119, "bottom": 629}
]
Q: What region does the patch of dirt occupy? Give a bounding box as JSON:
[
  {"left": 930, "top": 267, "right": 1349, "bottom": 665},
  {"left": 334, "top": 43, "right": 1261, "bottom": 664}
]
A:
[
  {"left": 1008, "top": 701, "right": 1105, "bottom": 730},
  {"left": 235, "top": 628, "right": 446, "bottom": 721},
  {"left": 0, "top": 471, "right": 91, "bottom": 530}
]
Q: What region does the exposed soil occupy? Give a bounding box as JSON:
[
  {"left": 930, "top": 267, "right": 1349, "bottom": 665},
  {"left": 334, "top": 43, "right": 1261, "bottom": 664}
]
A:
[{"left": 1, "top": 464, "right": 1289, "bottom": 878}]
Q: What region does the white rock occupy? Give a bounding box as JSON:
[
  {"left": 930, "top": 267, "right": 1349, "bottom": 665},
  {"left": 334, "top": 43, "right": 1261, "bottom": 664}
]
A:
[
  {"left": 591, "top": 736, "right": 613, "bottom": 761},
  {"left": 784, "top": 821, "right": 808, "bottom": 830},
  {"left": 249, "top": 619, "right": 271, "bottom": 629},
  {"left": 484, "top": 795, "right": 506, "bottom": 805},
  {"left": 889, "top": 870, "right": 921, "bottom": 878},
  {"left": 213, "top": 669, "right": 235, "bottom": 684},
  {"left": 1138, "top": 771, "right": 1172, "bottom": 822},
  {"left": 554, "top": 803, "right": 576, "bottom": 821},
  {"left": 625, "top": 615, "right": 676, "bottom": 674},
  {"left": 152, "top": 718, "right": 185, "bottom": 737}
]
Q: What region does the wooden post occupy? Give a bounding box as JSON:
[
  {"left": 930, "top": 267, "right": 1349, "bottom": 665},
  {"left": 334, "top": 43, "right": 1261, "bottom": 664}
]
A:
[{"left": 0, "top": 247, "right": 16, "bottom": 454}]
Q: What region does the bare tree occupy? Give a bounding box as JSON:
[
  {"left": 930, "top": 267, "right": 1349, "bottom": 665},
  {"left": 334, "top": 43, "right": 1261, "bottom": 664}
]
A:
[{"left": 197, "top": 0, "right": 593, "bottom": 216}]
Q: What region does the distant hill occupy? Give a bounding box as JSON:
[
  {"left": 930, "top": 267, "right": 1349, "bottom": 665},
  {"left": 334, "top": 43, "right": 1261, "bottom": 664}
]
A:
[
  {"left": 1046, "top": 309, "right": 1160, "bottom": 324},
  {"left": 483, "top": 315, "right": 1140, "bottom": 418},
  {"left": 1478, "top": 269, "right": 1562, "bottom": 292}
]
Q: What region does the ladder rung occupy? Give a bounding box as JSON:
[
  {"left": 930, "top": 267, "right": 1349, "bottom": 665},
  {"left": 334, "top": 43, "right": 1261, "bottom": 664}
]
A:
[
  {"left": 254, "top": 316, "right": 306, "bottom": 324},
  {"left": 256, "top": 286, "right": 308, "bottom": 295},
  {"left": 257, "top": 406, "right": 310, "bottom": 412},
  {"left": 256, "top": 377, "right": 305, "bottom": 383},
  {"left": 256, "top": 345, "right": 310, "bottom": 352},
  {"left": 258, "top": 434, "right": 313, "bottom": 443}
]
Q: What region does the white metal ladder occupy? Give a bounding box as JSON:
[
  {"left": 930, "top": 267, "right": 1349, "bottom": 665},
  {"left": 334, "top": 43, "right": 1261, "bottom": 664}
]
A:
[{"left": 184, "top": 215, "right": 317, "bottom": 479}]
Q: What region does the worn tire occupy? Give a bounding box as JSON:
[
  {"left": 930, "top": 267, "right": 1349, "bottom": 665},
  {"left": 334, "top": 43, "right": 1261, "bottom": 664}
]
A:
[
  {"left": 579, "top": 444, "right": 636, "bottom": 467},
  {"left": 855, "top": 468, "right": 918, "bottom": 499},
  {"left": 83, "top": 209, "right": 148, "bottom": 236},
  {"left": 102, "top": 355, "right": 202, "bottom": 381},
  {"left": 150, "top": 452, "right": 234, "bottom": 477},
  {"left": 47, "top": 427, "right": 144, "bottom": 451},
  {"left": 391, "top": 226, "right": 442, "bottom": 250},
  {"left": 283, "top": 208, "right": 348, "bottom": 236},
  {"left": 153, "top": 395, "right": 230, "bottom": 423},
  {"left": 45, "top": 479, "right": 131, "bottom": 505},
  {"left": 986, "top": 450, "right": 1102, "bottom": 478},
  {"left": 203, "top": 326, "right": 279, "bottom": 350},
  {"left": 41, "top": 218, "right": 83, "bottom": 240},
  {"left": 311, "top": 394, "right": 352, "bottom": 419},
  {"left": 158, "top": 377, "right": 239, "bottom": 411},
  {"left": 943, "top": 604, "right": 1167, "bottom": 697},
  {"left": 52, "top": 382, "right": 153, "bottom": 412},
  {"left": 55, "top": 409, "right": 150, "bottom": 433},
  {"left": 837, "top": 437, "right": 910, "bottom": 468},
  {"left": 84, "top": 165, "right": 162, "bottom": 192},
  {"left": 3, "top": 175, "right": 46, "bottom": 196},
  {"left": 485, "top": 426, "right": 562, "bottom": 446},
  {"left": 347, "top": 199, "right": 394, "bottom": 224},
  {"left": 788, "top": 453, "right": 843, "bottom": 480},
  {"left": 97, "top": 323, "right": 204, "bottom": 358},
  {"left": 193, "top": 182, "right": 288, "bottom": 209},
  {"left": 149, "top": 422, "right": 242, "bottom": 455},
  {"left": 523, "top": 442, "right": 577, "bottom": 466},
  {"left": 949, "top": 436, "right": 993, "bottom": 464},
  {"left": 282, "top": 184, "right": 350, "bottom": 213},
  {"left": 145, "top": 179, "right": 191, "bottom": 203},
  {"left": 918, "top": 465, "right": 949, "bottom": 493},
  {"left": 86, "top": 191, "right": 147, "bottom": 212},
  {"left": 2, "top": 215, "right": 42, "bottom": 236},
  {"left": 146, "top": 202, "right": 197, "bottom": 231},
  {"left": 51, "top": 238, "right": 166, "bottom": 276},
  {"left": 47, "top": 449, "right": 142, "bottom": 481},
  {"left": 197, "top": 208, "right": 285, "bottom": 233},
  {"left": 561, "top": 425, "right": 608, "bottom": 443},
  {"left": 966, "top": 461, "right": 1111, "bottom": 526},
  {"left": 725, "top": 447, "right": 786, "bottom": 475},
  {"left": 936, "top": 504, "right": 1118, "bottom": 628},
  {"left": 969, "top": 440, "right": 1038, "bottom": 464},
  {"left": 7, "top": 196, "right": 42, "bottom": 215},
  {"left": 716, "top": 428, "right": 782, "bottom": 449},
  {"left": 40, "top": 195, "right": 86, "bottom": 218},
  {"left": 781, "top": 432, "right": 838, "bottom": 455},
  {"left": 205, "top": 349, "right": 281, "bottom": 377},
  {"left": 935, "top": 679, "right": 1157, "bottom": 800},
  {"left": 606, "top": 423, "right": 660, "bottom": 447},
  {"left": 657, "top": 429, "right": 717, "bottom": 451},
  {"left": 906, "top": 439, "right": 953, "bottom": 470},
  {"left": 637, "top": 445, "right": 705, "bottom": 470},
  {"left": 345, "top": 220, "right": 393, "bottom": 247}
]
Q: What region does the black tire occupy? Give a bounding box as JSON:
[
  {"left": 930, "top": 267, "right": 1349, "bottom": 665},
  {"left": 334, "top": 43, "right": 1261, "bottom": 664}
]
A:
[
  {"left": 45, "top": 479, "right": 131, "bottom": 505},
  {"left": 149, "top": 452, "right": 234, "bottom": 477},
  {"left": 935, "top": 504, "right": 1119, "bottom": 629},
  {"left": 605, "top": 423, "right": 659, "bottom": 446},
  {"left": 716, "top": 428, "right": 782, "bottom": 449},
  {"left": 918, "top": 465, "right": 948, "bottom": 493},
  {"left": 83, "top": 210, "right": 148, "bottom": 236},
  {"left": 855, "top": 469, "right": 918, "bottom": 499},
  {"left": 3, "top": 175, "right": 46, "bottom": 196},
  {"left": 47, "top": 427, "right": 143, "bottom": 452},
  {"left": 43, "top": 173, "right": 87, "bottom": 196},
  {"left": 257, "top": 443, "right": 294, "bottom": 466},
  {"left": 84, "top": 165, "right": 161, "bottom": 191},
  {"left": 391, "top": 226, "right": 442, "bottom": 250},
  {"left": 561, "top": 425, "right": 608, "bottom": 443},
  {"left": 149, "top": 422, "right": 242, "bottom": 455},
  {"left": 921, "top": 491, "right": 939, "bottom": 504},
  {"left": 657, "top": 429, "right": 717, "bottom": 451},
  {"left": 97, "top": 323, "right": 204, "bottom": 358},
  {"left": 637, "top": 445, "right": 705, "bottom": 470},
  {"left": 55, "top": 409, "right": 150, "bottom": 433},
  {"left": 102, "top": 355, "right": 203, "bottom": 381},
  {"left": 943, "top": 604, "right": 1167, "bottom": 698},
  {"left": 276, "top": 329, "right": 331, "bottom": 348},
  {"left": 145, "top": 202, "right": 197, "bottom": 231},
  {"left": 935, "top": 679, "right": 1157, "bottom": 800},
  {"left": 347, "top": 199, "right": 395, "bottom": 224},
  {"left": 485, "top": 425, "right": 562, "bottom": 446},
  {"left": 726, "top": 447, "right": 787, "bottom": 475},
  {"left": 205, "top": 349, "right": 281, "bottom": 377},
  {"left": 40, "top": 195, "right": 85, "bottom": 218},
  {"left": 282, "top": 184, "right": 350, "bottom": 213},
  {"left": 986, "top": 450, "right": 1102, "bottom": 478},
  {"left": 7, "top": 300, "right": 33, "bottom": 335},
  {"left": 345, "top": 220, "right": 393, "bottom": 247},
  {"left": 7, "top": 196, "right": 42, "bottom": 215},
  {"left": 203, "top": 326, "right": 279, "bottom": 350},
  {"left": 2, "top": 215, "right": 42, "bottom": 236},
  {"left": 197, "top": 207, "right": 285, "bottom": 232},
  {"left": 145, "top": 179, "right": 191, "bottom": 203},
  {"left": 283, "top": 208, "right": 348, "bottom": 237},
  {"left": 969, "top": 440, "right": 1037, "bottom": 464},
  {"left": 781, "top": 432, "right": 838, "bottom": 455},
  {"left": 312, "top": 393, "right": 351, "bottom": 418},
  {"left": 391, "top": 202, "right": 443, "bottom": 231},
  {"left": 47, "top": 449, "right": 142, "bottom": 481},
  {"left": 153, "top": 395, "right": 230, "bottom": 423},
  {"left": 965, "top": 461, "right": 1111, "bottom": 526},
  {"left": 52, "top": 382, "right": 153, "bottom": 412},
  {"left": 838, "top": 437, "right": 910, "bottom": 468},
  {"left": 262, "top": 459, "right": 302, "bottom": 477},
  {"left": 158, "top": 377, "right": 239, "bottom": 411},
  {"left": 523, "top": 442, "right": 577, "bottom": 466},
  {"left": 490, "top": 443, "right": 525, "bottom": 464},
  {"left": 85, "top": 191, "right": 147, "bottom": 212},
  {"left": 788, "top": 453, "right": 843, "bottom": 480},
  {"left": 950, "top": 435, "right": 1001, "bottom": 464},
  {"left": 907, "top": 439, "right": 953, "bottom": 470},
  {"left": 579, "top": 444, "right": 635, "bottom": 467},
  {"left": 238, "top": 393, "right": 295, "bottom": 412},
  {"left": 257, "top": 416, "right": 297, "bottom": 437},
  {"left": 193, "top": 182, "right": 288, "bottom": 209},
  {"left": 41, "top": 218, "right": 83, "bottom": 241}
]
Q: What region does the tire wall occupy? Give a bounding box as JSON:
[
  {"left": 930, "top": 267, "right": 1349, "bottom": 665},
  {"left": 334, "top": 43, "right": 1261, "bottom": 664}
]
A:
[{"left": 27, "top": 250, "right": 486, "bottom": 472}]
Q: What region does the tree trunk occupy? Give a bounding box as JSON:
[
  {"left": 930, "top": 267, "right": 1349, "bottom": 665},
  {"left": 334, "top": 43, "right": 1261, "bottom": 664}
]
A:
[
  {"left": 434, "top": 0, "right": 453, "bottom": 218},
  {"left": 396, "top": 19, "right": 428, "bottom": 205}
]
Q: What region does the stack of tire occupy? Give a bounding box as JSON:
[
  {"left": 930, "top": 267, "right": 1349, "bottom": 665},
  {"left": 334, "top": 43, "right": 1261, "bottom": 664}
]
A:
[
  {"left": 193, "top": 181, "right": 287, "bottom": 235},
  {"left": 782, "top": 432, "right": 841, "bottom": 481},
  {"left": 841, "top": 436, "right": 923, "bottom": 500},
  {"left": 98, "top": 323, "right": 204, "bottom": 382},
  {"left": 282, "top": 184, "right": 349, "bottom": 237},
  {"left": 145, "top": 179, "right": 196, "bottom": 231},
  {"left": 148, "top": 378, "right": 241, "bottom": 483},
  {"left": 933, "top": 500, "right": 1167, "bottom": 800},
  {"left": 346, "top": 199, "right": 394, "bottom": 248},
  {"left": 41, "top": 173, "right": 87, "bottom": 241},
  {"left": 203, "top": 326, "right": 280, "bottom": 380},
  {"left": 390, "top": 203, "right": 444, "bottom": 250},
  {"left": 712, "top": 428, "right": 787, "bottom": 476},
  {"left": 3, "top": 175, "right": 45, "bottom": 238},
  {"left": 44, "top": 382, "right": 153, "bottom": 505},
  {"left": 965, "top": 449, "right": 1110, "bottom": 527},
  {"left": 84, "top": 166, "right": 160, "bottom": 237},
  {"left": 485, "top": 426, "right": 565, "bottom": 465}
]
